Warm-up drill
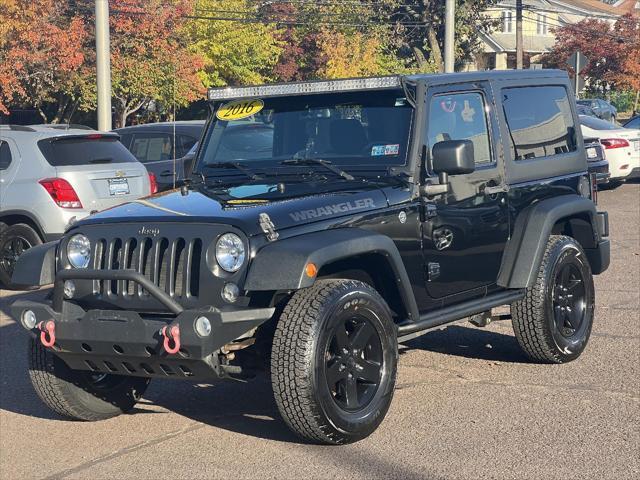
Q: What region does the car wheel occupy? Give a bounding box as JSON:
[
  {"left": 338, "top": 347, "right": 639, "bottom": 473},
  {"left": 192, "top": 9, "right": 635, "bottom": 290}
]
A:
[
  {"left": 28, "top": 338, "right": 150, "bottom": 421},
  {"left": 511, "top": 235, "right": 595, "bottom": 363},
  {"left": 271, "top": 279, "right": 398, "bottom": 444},
  {"left": 0, "top": 223, "right": 42, "bottom": 290}
]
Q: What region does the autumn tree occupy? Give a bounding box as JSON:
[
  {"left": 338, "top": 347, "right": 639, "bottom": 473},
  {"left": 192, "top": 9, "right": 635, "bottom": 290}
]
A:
[
  {"left": 109, "top": 0, "right": 205, "bottom": 127},
  {"left": 543, "top": 13, "right": 640, "bottom": 106},
  {"left": 0, "top": 0, "right": 89, "bottom": 121}
]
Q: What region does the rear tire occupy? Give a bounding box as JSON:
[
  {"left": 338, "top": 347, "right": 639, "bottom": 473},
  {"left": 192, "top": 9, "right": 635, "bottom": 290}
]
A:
[
  {"left": 271, "top": 279, "right": 398, "bottom": 444},
  {"left": 511, "top": 235, "right": 595, "bottom": 363},
  {"left": 0, "top": 223, "right": 42, "bottom": 290},
  {"left": 28, "top": 338, "right": 150, "bottom": 421}
]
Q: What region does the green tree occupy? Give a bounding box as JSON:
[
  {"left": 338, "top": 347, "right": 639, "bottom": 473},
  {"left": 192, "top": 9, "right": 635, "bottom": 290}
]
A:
[
  {"left": 390, "top": 0, "right": 499, "bottom": 73},
  {"left": 187, "top": 0, "right": 282, "bottom": 87}
]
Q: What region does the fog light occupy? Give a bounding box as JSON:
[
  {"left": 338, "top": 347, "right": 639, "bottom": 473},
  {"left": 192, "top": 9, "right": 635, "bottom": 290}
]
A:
[
  {"left": 22, "top": 310, "right": 37, "bottom": 329},
  {"left": 64, "top": 280, "right": 76, "bottom": 299},
  {"left": 222, "top": 282, "right": 240, "bottom": 303},
  {"left": 195, "top": 316, "right": 212, "bottom": 337}
]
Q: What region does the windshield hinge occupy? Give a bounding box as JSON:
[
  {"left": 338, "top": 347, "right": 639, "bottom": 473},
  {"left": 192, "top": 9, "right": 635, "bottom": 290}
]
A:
[{"left": 259, "top": 213, "right": 279, "bottom": 242}]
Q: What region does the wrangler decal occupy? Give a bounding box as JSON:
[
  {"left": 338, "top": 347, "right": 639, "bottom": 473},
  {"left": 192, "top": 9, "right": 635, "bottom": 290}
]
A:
[{"left": 289, "top": 198, "right": 375, "bottom": 222}]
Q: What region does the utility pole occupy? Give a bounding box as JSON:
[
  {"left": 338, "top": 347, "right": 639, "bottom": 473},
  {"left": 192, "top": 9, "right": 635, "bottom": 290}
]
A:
[
  {"left": 95, "top": 0, "right": 112, "bottom": 131},
  {"left": 516, "top": 0, "right": 523, "bottom": 69},
  {"left": 444, "top": 0, "right": 455, "bottom": 73}
]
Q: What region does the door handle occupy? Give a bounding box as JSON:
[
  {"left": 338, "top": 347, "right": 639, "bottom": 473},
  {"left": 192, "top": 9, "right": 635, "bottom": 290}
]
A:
[{"left": 159, "top": 170, "right": 174, "bottom": 177}]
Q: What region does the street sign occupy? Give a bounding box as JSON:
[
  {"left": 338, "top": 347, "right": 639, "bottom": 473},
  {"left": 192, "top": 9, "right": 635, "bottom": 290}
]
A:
[{"left": 567, "top": 51, "right": 588, "bottom": 98}]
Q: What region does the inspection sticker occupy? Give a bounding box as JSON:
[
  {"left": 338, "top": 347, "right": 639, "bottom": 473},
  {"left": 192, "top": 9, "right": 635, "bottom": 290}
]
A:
[{"left": 371, "top": 144, "right": 400, "bottom": 156}]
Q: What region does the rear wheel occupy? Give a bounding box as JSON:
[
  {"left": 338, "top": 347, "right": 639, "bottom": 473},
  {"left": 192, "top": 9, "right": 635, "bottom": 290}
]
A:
[
  {"left": 271, "top": 279, "right": 398, "bottom": 444},
  {"left": 512, "top": 235, "right": 595, "bottom": 363},
  {"left": 0, "top": 223, "right": 42, "bottom": 289},
  {"left": 28, "top": 338, "right": 150, "bottom": 421}
]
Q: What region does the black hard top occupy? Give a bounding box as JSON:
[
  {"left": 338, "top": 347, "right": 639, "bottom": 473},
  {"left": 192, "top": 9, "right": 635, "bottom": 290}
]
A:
[{"left": 406, "top": 68, "right": 569, "bottom": 86}]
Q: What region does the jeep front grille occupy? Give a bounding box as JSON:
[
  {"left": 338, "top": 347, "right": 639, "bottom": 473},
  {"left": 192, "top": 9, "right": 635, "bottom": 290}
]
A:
[{"left": 92, "top": 236, "right": 202, "bottom": 299}]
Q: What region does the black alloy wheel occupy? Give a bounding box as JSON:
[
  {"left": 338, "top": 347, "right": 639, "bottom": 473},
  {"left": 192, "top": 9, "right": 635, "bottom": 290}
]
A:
[
  {"left": 325, "top": 315, "right": 383, "bottom": 412},
  {"left": 552, "top": 263, "right": 587, "bottom": 339},
  {"left": 0, "top": 236, "right": 31, "bottom": 278}
]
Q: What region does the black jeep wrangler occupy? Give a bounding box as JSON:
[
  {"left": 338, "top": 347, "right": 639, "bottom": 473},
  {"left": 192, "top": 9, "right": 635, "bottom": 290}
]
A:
[{"left": 11, "top": 70, "right": 610, "bottom": 445}]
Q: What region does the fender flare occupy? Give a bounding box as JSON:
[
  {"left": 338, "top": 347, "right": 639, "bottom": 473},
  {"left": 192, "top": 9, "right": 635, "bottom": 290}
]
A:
[
  {"left": 11, "top": 241, "right": 58, "bottom": 287},
  {"left": 244, "top": 228, "right": 420, "bottom": 322},
  {"left": 497, "top": 195, "right": 599, "bottom": 289}
]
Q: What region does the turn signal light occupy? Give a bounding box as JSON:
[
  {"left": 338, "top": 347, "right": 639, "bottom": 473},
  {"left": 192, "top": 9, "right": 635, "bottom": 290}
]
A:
[
  {"left": 305, "top": 263, "right": 318, "bottom": 278},
  {"left": 148, "top": 172, "right": 158, "bottom": 194},
  {"left": 39, "top": 178, "right": 82, "bottom": 209},
  {"left": 600, "top": 138, "right": 629, "bottom": 149}
]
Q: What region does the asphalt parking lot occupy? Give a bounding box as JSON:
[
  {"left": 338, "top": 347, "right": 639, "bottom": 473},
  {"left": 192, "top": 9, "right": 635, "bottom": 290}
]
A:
[{"left": 1, "top": 182, "right": 638, "bottom": 480}]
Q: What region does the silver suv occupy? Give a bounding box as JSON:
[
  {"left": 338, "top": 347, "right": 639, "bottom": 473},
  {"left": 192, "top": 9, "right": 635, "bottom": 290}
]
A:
[{"left": 0, "top": 125, "right": 153, "bottom": 289}]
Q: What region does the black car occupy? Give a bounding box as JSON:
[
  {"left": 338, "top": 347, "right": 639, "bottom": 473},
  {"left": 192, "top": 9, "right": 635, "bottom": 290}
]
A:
[
  {"left": 623, "top": 115, "right": 640, "bottom": 130},
  {"left": 583, "top": 137, "right": 610, "bottom": 185},
  {"left": 577, "top": 99, "right": 617, "bottom": 123},
  {"left": 114, "top": 121, "right": 205, "bottom": 191},
  {"left": 11, "top": 71, "right": 610, "bottom": 445}
]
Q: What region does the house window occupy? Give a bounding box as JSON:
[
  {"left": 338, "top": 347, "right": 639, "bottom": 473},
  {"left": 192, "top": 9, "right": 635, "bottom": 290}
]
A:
[
  {"left": 537, "top": 14, "right": 548, "bottom": 35},
  {"left": 502, "top": 10, "right": 513, "bottom": 33}
]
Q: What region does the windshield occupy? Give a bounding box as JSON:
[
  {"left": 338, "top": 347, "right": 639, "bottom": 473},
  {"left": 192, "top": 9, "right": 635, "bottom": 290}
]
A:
[{"left": 197, "top": 89, "right": 413, "bottom": 174}]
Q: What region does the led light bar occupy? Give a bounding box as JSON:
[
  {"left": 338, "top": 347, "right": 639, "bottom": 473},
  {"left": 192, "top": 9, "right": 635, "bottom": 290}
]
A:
[{"left": 207, "top": 76, "right": 402, "bottom": 101}]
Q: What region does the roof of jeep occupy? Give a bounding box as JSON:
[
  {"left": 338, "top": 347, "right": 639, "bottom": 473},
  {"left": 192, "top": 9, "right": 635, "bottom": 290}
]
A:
[{"left": 207, "top": 69, "right": 570, "bottom": 101}]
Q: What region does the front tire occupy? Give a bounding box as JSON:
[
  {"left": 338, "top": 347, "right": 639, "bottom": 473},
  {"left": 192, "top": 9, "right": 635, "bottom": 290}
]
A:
[
  {"left": 0, "top": 223, "right": 42, "bottom": 290},
  {"left": 28, "top": 338, "right": 150, "bottom": 421},
  {"left": 512, "top": 235, "right": 595, "bottom": 363},
  {"left": 271, "top": 279, "right": 398, "bottom": 444}
]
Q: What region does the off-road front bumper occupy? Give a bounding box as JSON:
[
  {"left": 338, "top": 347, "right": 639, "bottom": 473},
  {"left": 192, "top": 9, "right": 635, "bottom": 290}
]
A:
[{"left": 11, "top": 269, "right": 275, "bottom": 380}]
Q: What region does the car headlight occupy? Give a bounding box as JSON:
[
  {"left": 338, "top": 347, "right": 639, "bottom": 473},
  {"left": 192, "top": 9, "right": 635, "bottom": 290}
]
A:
[
  {"left": 67, "top": 234, "right": 91, "bottom": 268},
  {"left": 215, "top": 233, "right": 245, "bottom": 273}
]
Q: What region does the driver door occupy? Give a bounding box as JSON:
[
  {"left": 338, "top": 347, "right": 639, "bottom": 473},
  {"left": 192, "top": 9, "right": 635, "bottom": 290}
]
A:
[{"left": 421, "top": 83, "right": 510, "bottom": 305}]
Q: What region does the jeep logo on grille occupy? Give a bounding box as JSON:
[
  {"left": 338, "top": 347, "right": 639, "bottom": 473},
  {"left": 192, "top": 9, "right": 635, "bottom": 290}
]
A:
[{"left": 138, "top": 226, "right": 160, "bottom": 237}]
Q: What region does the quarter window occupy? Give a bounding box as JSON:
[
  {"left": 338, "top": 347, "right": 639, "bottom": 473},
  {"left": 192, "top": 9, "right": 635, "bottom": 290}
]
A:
[
  {"left": 130, "top": 134, "right": 173, "bottom": 163},
  {"left": 427, "top": 92, "right": 493, "bottom": 166},
  {"left": 0, "top": 141, "right": 12, "bottom": 170},
  {"left": 502, "top": 86, "right": 577, "bottom": 161}
]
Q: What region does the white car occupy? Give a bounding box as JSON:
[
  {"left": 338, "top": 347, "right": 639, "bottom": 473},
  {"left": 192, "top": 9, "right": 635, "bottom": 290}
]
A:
[{"left": 580, "top": 115, "right": 640, "bottom": 183}]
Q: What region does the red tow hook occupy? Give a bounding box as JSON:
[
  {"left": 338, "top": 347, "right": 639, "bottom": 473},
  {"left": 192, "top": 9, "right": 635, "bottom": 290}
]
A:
[
  {"left": 37, "top": 321, "right": 56, "bottom": 348},
  {"left": 161, "top": 325, "right": 181, "bottom": 355}
]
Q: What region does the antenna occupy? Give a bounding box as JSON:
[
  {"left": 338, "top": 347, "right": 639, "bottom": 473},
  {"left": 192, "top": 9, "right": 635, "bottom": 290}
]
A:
[{"left": 172, "top": 61, "right": 177, "bottom": 190}]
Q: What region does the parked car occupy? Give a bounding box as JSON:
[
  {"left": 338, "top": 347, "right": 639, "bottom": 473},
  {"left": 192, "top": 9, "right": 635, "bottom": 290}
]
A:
[
  {"left": 576, "top": 103, "right": 597, "bottom": 117},
  {"left": 11, "top": 70, "right": 610, "bottom": 445},
  {"left": 579, "top": 115, "right": 640, "bottom": 185},
  {"left": 623, "top": 115, "right": 640, "bottom": 130},
  {"left": 114, "top": 121, "right": 205, "bottom": 192},
  {"left": 583, "top": 137, "right": 610, "bottom": 185},
  {"left": 577, "top": 99, "right": 617, "bottom": 123},
  {"left": 0, "top": 125, "right": 155, "bottom": 289}
]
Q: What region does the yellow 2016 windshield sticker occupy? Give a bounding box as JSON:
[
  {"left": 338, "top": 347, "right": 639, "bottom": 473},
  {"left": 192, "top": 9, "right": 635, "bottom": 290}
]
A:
[{"left": 216, "top": 99, "right": 264, "bottom": 121}]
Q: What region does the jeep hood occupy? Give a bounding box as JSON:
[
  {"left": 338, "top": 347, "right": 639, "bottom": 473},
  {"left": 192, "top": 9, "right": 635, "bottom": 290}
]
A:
[{"left": 73, "top": 183, "right": 391, "bottom": 236}]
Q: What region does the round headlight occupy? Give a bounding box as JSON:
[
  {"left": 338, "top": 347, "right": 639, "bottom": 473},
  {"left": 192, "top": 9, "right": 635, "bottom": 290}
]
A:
[
  {"left": 215, "top": 233, "right": 245, "bottom": 273},
  {"left": 67, "top": 234, "right": 91, "bottom": 268}
]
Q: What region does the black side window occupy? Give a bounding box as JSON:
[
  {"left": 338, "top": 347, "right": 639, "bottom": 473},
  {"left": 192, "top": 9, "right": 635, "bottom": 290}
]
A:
[
  {"left": 502, "top": 86, "right": 577, "bottom": 161},
  {"left": 118, "top": 133, "right": 133, "bottom": 149},
  {"left": 0, "top": 141, "right": 13, "bottom": 170},
  {"left": 130, "top": 134, "right": 173, "bottom": 162},
  {"left": 427, "top": 91, "right": 493, "bottom": 166}
]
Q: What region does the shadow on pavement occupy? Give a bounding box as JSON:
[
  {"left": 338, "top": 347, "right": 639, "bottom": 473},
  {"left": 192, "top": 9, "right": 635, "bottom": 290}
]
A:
[{"left": 402, "top": 323, "right": 530, "bottom": 364}]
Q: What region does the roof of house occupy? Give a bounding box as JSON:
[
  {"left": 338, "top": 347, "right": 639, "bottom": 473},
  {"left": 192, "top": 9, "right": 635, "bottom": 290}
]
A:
[{"left": 549, "top": 0, "right": 621, "bottom": 15}]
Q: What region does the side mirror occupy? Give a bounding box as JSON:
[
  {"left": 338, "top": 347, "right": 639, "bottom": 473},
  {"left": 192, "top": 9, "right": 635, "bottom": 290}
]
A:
[
  {"left": 432, "top": 140, "right": 475, "bottom": 176},
  {"left": 422, "top": 140, "right": 475, "bottom": 197}
]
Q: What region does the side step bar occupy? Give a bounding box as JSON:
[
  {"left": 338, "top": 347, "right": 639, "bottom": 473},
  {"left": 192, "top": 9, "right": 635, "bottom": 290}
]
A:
[{"left": 397, "top": 289, "right": 525, "bottom": 343}]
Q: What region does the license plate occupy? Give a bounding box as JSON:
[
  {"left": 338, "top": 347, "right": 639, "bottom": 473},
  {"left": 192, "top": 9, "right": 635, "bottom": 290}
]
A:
[
  {"left": 108, "top": 178, "right": 130, "bottom": 196},
  {"left": 586, "top": 147, "right": 598, "bottom": 159}
]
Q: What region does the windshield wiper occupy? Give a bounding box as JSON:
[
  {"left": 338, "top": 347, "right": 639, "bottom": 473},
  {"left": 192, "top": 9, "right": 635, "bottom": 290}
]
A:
[
  {"left": 201, "top": 162, "right": 262, "bottom": 181},
  {"left": 280, "top": 158, "right": 355, "bottom": 181}
]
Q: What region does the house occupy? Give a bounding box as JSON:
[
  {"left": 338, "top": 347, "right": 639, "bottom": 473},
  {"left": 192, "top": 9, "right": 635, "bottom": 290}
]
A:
[{"left": 470, "top": 0, "right": 626, "bottom": 71}]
